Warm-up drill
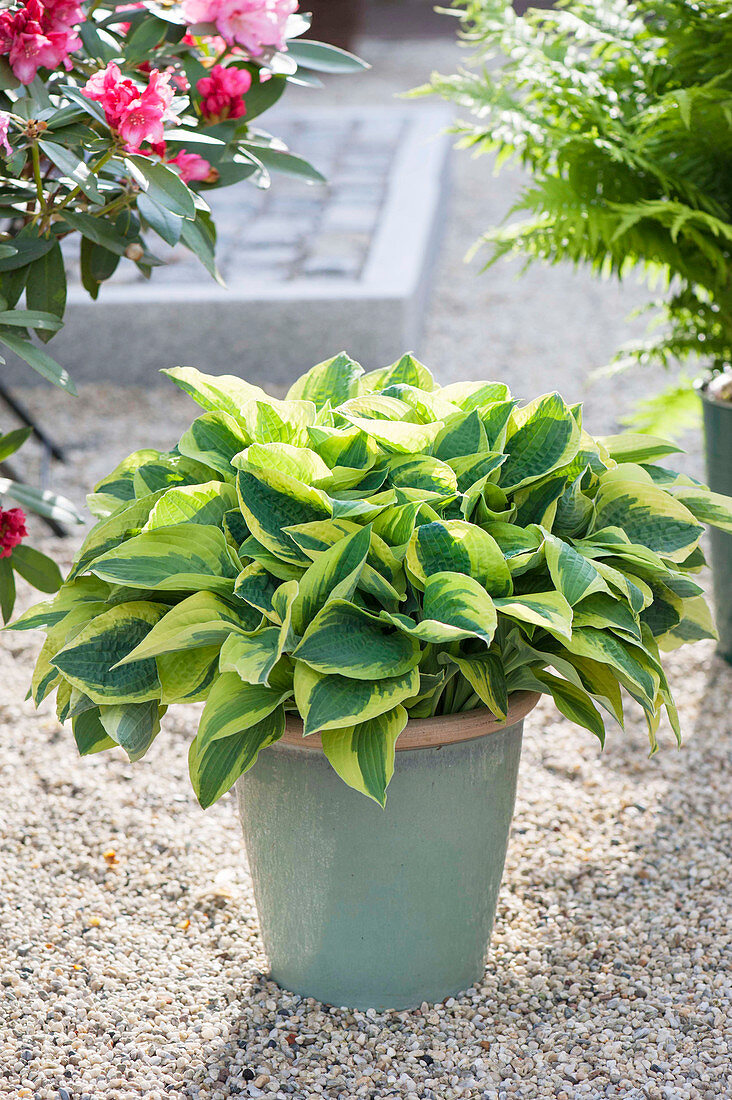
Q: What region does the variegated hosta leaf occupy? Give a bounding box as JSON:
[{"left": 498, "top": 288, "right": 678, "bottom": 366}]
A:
[
  {"left": 293, "top": 599, "right": 420, "bottom": 679},
  {"left": 73, "top": 709, "right": 117, "bottom": 756},
  {"left": 593, "top": 559, "right": 652, "bottom": 614},
  {"left": 340, "top": 414, "right": 442, "bottom": 455},
  {"left": 99, "top": 700, "right": 166, "bottom": 762},
  {"left": 500, "top": 393, "right": 581, "bottom": 490},
  {"left": 177, "top": 411, "right": 251, "bottom": 477},
  {"left": 195, "top": 672, "right": 290, "bottom": 758},
  {"left": 290, "top": 525, "right": 371, "bottom": 635},
  {"left": 321, "top": 705, "right": 408, "bottom": 806},
  {"left": 359, "top": 353, "right": 435, "bottom": 394},
  {"left": 132, "top": 454, "right": 216, "bottom": 498},
  {"left": 69, "top": 491, "right": 167, "bottom": 579},
  {"left": 507, "top": 633, "right": 624, "bottom": 727},
  {"left": 671, "top": 486, "right": 732, "bottom": 533},
  {"left": 439, "top": 380, "right": 510, "bottom": 411},
  {"left": 52, "top": 602, "right": 167, "bottom": 705},
  {"left": 543, "top": 533, "right": 610, "bottom": 606},
  {"left": 8, "top": 575, "right": 110, "bottom": 632},
  {"left": 162, "top": 366, "right": 272, "bottom": 420},
  {"left": 406, "top": 519, "right": 512, "bottom": 596},
  {"left": 90, "top": 524, "right": 241, "bottom": 594},
  {"left": 307, "top": 425, "right": 379, "bottom": 472},
  {"left": 572, "top": 593, "right": 641, "bottom": 641},
  {"left": 294, "top": 661, "right": 420, "bottom": 736},
  {"left": 239, "top": 398, "right": 316, "bottom": 448},
  {"left": 386, "top": 455, "right": 458, "bottom": 495},
  {"left": 236, "top": 463, "right": 332, "bottom": 565},
  {"left": 189, "top": 705, "right": 285, "bottom": 809},
  {"left": 593, "top": 478, "right": 704, "bottom": 561},
  {"left": 656, "top": 595, "right": 717, "bottom": 651},
  {"left": 157, "top": 646, "right": 220, "bottom": 704},
  {"left": 286, "top": 351, "right": 364, "bottom": 408},
  {"left": 597, "top": 434, "right": 683, "bottom": 465},
  {"left": 549, "top": 472, "right": 594, "bottom": 538},
  {"left": 421, "top": 571, "right": 497, "bottom": 646},
  {"left": 448, "top": 452, "right": 507, "bottom": 493},
  {"left": 219, "top": 628, "right": 282, "bottom": 685},
  {"left": 285, "top": 517, "right": 403, "bottom": 593},
  {"left": 86, "top": 448, "right": 159, "bottom": 516},
  {"left": 523, "top": 668, "right": 605, "bottom": 744},
  {"left": 494, "top": 591, "right": 573, "bottom": 640},
  {"left": 451, "top": 651, "right": 507, "bottom": 719},
  {"left": 235, "top": 442, "right": 333, "bottom": 487},
  {"left": 433, "top": 410, "right": 488, "bottom": 460},
  {"left": 142, "top": 482, "right": 237, "bottom": 531},
  {"left": 561, "top": 627, "right": 658, "bottom": 710},
  {"left": 114, "top": 591, "right": 259, "bottom": 665},
  {"left": 371, "top": 498, "right": 423, "bottom": 546},
  {"left": 234, "top": 562, "right": 280, "bottom": 618}
]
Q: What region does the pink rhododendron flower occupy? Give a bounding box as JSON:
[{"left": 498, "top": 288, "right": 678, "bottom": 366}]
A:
[
  {"left": 42, "top": 0, "right": 83, "bottom": 32},
  {"left": 183, "top": 0, "right": 297, "bottom": 55},
  {"left": 167, "top": 148, "right": 214, "bottom": 183},
  {"left": 0, "top": 0, "right": 82, "bottom": 84},
  {"left": 83, "top": 61, "right": 138, "bottom": 128},
  {"left": 83, "top": 64, "right": 179, "bottom": 150},
  {"left": 0, "top": 507, "right": 27, "bottom": 558},
  {"left": 197, "top": 64, "right": 251, "bottom": 121},
  {"left": 0, "top": 111, "right": 12, "bottom": 156},
  {"left": 117, "top": 68, "right": 179, "bottom": 148}
]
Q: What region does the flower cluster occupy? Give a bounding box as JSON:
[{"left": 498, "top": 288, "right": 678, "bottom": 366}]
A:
[
  {"left": 197, "top": 64, "right": 252, "bottom": 122},
  {"left": 0, "top": 0, "right": 83, "bottom": 84},
  {"left": 182, "top": 0, "right": 297, "bottom": 55},
  {"left": 83, "top": 63, "right": 179, "bottom": 151},
  {"left": 0, "top": 508, "right": 27, "bottom": 559}
]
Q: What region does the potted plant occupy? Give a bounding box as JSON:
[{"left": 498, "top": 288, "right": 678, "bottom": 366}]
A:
[
  {"left": 14, "top": 351, "right": 732, "bottom": 1009},
  {"left": 422, "top": 0, "right": 732, "bottom": 660}
]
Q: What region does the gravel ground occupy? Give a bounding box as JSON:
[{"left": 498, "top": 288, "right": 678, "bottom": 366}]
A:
[{"left": 2, "top": 34, "right": 730, "bottom": 1100}]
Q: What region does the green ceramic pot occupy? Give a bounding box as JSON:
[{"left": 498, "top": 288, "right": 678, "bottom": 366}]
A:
[
  {"left": 235, "top": 692, "right": 539, "bottom": 1011},
  {"left": 701, "top": 384, "right": 732, "bottom": 664}
]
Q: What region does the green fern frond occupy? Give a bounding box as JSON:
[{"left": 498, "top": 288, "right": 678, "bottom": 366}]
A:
[{"left": 424, "top": 0, "right": 732, "bottom": 379}]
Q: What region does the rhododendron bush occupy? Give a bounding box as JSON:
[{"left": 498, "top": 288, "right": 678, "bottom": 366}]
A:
[
  {"left": 0, "top": 0, "right": 364, "bottom": 617},
  {"left": 0, "top": 0, "right": 366, "bottom": 390}
]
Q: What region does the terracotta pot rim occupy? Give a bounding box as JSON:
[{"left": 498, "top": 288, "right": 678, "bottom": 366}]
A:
[{"left": 280, "top": 690, "right": 541, "bottom": 752}]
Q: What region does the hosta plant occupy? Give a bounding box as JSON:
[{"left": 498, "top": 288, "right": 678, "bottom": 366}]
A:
[
  {"left": 423, "top": 0, "right": 732, "bottom": 433},
  {"left": 14, "top": 352, "right": 732, "bottom": 806}
]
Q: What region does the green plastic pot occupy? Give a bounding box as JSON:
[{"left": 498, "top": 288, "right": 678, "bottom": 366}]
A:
[
  {"left": 235, "top": 692, "right": 539, "bottom": 1011},
  {"left": 701, "top": 384, "right": 732, "bottom": 664}
]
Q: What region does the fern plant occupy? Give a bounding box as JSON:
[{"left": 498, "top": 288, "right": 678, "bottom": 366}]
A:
[{"left": 424, "top": 0, "right": 732, "bottom": 414}]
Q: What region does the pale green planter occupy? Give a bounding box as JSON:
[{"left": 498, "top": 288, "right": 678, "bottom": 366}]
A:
[
  {"left": 235, "top": 692, "right": 539, "bottom": 1010},
  {"left": 701, "top": 384, "right": 732, "bottom": 664}
]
